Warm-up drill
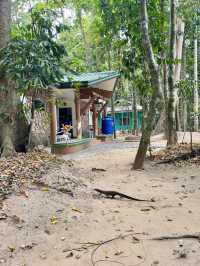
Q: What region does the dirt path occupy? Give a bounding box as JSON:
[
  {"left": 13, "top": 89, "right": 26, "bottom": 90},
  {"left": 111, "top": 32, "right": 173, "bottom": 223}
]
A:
[
  {"left": 60, "top": 138, "right": 166, "bottom": 160},
  {"left": 1, "top": 142, "right": 200, "bottom": 266}
]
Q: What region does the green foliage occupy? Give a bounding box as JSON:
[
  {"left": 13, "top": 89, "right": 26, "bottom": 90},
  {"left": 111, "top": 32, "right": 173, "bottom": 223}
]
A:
[
  {"left": 0, "top": 5, "right": 67, "bottom": 94},
  {"left": 9, "top": 0, "right": 200, "bottom": 111},
  {"left": 178, "top": 79, "right": 194, "bottom": 100},
  {"left": 178, "top": 79, "right": 200, "bottom": 124}
]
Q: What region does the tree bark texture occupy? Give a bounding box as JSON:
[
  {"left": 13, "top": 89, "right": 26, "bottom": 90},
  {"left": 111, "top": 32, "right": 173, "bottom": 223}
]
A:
[
  {"left": 0, "top": 0, "right": 11, "bottom": 49},
  {"left": 76, "top": 9, "right": 93, "bottom": 71},
  {"left": 0, "top": 0, "right": 30, "bottom": 156},
  {"left": 27, "top": 99, "right": 35, "bottom": 150},
  {"left": 167, "top": 0, "right": 177, "bottom": 145},
  {"left": 193, "top": 33, "right": 198, "bottom": 131},
  {"left": 132, "top": 88, "right": 138, "bottom": 135},
  {"left": 179, "top": 38, "right": 187, "bottom": 131},
  {"left": 175, "top": 18, "right": 185, "bottom": 132},
  {"left": 163, "top": 62, "right": 169, "bottom": 137},
  {"left": 174, "top": 19, "right": 185, "bottom": 83},
  {"left": 153, "top": 110, "right": 165, "bottom": 135},
  {"left": 133, "top": 0, "right": 162, "bottom": 169},
  {"left": 0, "top": 0, "right": 17, "bottom": 157},
  {"left": 0, "top": 82, "right": 17, "bottom": 157}
]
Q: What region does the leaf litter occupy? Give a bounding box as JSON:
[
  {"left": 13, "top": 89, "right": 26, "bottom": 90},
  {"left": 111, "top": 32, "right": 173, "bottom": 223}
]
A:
[
  {"left": 151, "top": 144, "right": 200, "bottom": 166},
  {"left": 0, "top": 150, "right": 83, "bottom": 205}
]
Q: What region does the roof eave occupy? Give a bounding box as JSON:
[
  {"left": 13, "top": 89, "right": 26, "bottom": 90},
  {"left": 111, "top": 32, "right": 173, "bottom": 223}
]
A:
[
  {"left": 88, "top": 73, "right": 120, "bottom": 86},
  {"left": 57, "top": 81, "right": 89, "bottom": 89},
  {"left": 57, "top": 72, "right": 120, "bottom": 89}
]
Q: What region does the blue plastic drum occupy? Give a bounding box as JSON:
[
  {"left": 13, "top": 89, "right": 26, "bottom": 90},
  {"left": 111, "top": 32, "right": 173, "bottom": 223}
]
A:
[{"left": 102, "top": 117, "right": 113, "bottom": 135}]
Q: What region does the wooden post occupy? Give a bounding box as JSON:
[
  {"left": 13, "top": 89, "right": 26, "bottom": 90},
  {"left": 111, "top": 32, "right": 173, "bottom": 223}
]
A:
[
  {"left": 49, "top": 96, "right": 57, "bottom": 147},
  {"left": 121, "top": 111, "right": 124, "bottom": 132},
  {"left": 75, "top": 92, "right": 82, "bottom": 139},
  {"left": 103, "top": 106, "right": 107, "bottom": 117},
  {"left": 111, "top": 93, "right": 116, "bottom": 139},
  {"left": 81, "top": 95, "right": 96, "bottom": 115},
  {"left": 92, "top": 103, "right": 97, "bottom": 137}
]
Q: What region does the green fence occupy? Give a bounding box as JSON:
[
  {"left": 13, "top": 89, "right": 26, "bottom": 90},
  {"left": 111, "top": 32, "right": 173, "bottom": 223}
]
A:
[{"left": 98, "top": 111, "right": 142, "bottom": 132}]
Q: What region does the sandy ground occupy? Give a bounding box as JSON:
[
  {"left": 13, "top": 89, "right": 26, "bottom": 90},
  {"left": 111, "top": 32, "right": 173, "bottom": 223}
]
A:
[{"left": 1, "top": 135, "right": 200, "bottom": 266}]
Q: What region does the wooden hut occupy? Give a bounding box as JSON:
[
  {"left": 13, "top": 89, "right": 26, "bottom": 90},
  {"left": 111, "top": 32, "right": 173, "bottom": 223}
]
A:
[{"left": 48, "top": 71, "right": 120, "bottom": 154}]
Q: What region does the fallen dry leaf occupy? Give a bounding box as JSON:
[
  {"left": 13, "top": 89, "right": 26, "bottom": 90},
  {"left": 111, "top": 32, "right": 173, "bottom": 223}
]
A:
[
  {"left": 8, "top": 246, "right": 16, "bottom": 252},
  {"left": 41, "top": 187, "right": 49, "bottom": 192},
  {"left": 71, "top": 207, "right": 82, "bottom": 213},
  {"left": 50, "top": 216, "right": 58, "bottom": 225},
  {"left": 0, "top": 150, "right": 64, "bottom": 200}
]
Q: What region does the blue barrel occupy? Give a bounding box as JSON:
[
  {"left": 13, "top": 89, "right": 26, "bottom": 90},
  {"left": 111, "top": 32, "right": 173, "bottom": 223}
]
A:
[{"left": 102, "top": 117, "right": 113, "bottom": 135}]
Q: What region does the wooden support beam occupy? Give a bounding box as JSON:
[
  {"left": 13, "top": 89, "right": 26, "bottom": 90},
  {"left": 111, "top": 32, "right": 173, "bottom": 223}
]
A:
[
  {"left": 80, "top": 91, "right": 103, "bottom": 100},
  {"left": 81, "top": 95, "right": 96, "bottom": 115},
  {"left": 80, "top": 88, "right": 112, "bottom": 99},
  {"left": 91, "top": 91, "right": 107, "bottom": 100},
  {"left": 92, "top": 103, "right": 97, "bottom": 137},
  {"left": 111, "top": 79, "right": 119, "bottom": 139},
  {"left": 92, "top": 88, "right": 113, "bottom": 98},
  {"left": 49, "top": 96, "right": 57, "bottom": 147},
  {"left": 80, "top": 91, "right": 92, "bottom": 99},
  {"left": 103, "top": 106, "right": 107, "bottom": 117},
  {"left": 75, "top": 92, "right": 82, "bottom": 139}
]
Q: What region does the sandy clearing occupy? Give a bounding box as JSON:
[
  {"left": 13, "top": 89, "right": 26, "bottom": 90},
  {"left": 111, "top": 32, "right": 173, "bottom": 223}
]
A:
[{"left": 1, "top": 140, "right": 200, "bottom": 266}]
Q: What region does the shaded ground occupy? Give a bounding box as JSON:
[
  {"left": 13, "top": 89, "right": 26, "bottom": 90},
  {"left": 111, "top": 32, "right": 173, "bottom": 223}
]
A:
[{"left": 1, "top": 136, "right": 200, "bottom": 266}]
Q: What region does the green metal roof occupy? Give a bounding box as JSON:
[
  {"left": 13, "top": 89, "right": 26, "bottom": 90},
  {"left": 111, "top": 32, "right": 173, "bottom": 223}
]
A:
[{"left": 58, "top": 71, "right": 120, "bottom": 89}]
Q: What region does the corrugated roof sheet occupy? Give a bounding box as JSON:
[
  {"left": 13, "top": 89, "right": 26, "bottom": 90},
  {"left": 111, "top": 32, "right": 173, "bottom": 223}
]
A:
[{"left": 59, "top": 71, "right": 120, "bottom": 88}]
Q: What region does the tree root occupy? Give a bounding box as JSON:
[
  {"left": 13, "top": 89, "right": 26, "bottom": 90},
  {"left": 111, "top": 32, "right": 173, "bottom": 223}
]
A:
[{"left": 1, "top": 135, "right": 15, "bottom": 158}]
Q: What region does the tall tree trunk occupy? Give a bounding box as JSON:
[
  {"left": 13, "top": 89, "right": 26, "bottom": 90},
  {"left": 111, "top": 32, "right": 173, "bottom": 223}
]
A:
[
  {"left": 0, "top": 0, "right": 16, "bottom": 157},
  {"left": 158, "top": 0, "right": 168, "bottom": 138},
  {"left": 27, "top": 99, "right": 35, "bottom": 150},
  {"left": 193, "top": 29, "right": 198, "bottom": 131},
  {"left": 179, "top": 38, "right": 186, "bottom": 131},
  {"left": 0, "top": 82, "right": 16, "bottom": 157},
  {"left": 132, "top": 88, "right": 138, "bottom": 135},
  {"left": 163, "top": 62, "right": 169, "bottom": 137},
  {"left": 174, "top": 19, "right": 185, "bottom": 83},
  {"left": 153, "top": 110, "right": 165, "bottom": 135},
  {"left": 76, "top": 9, "right": 93, "bottom": 71},
  {"left": 175, "top": 18, "right": 185, "bottom": 132},
  {"left": 183, "top": 101, "right": 187, "bottom": 132},
  {"left": 0, "top": 0, "right": 11, "bottom": 49},
  {"left": 133, "top": 0, "right": 162, "bottom": 169},
  {"left": 167, "top": 0, "right": 177, "bottom": 145}
]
